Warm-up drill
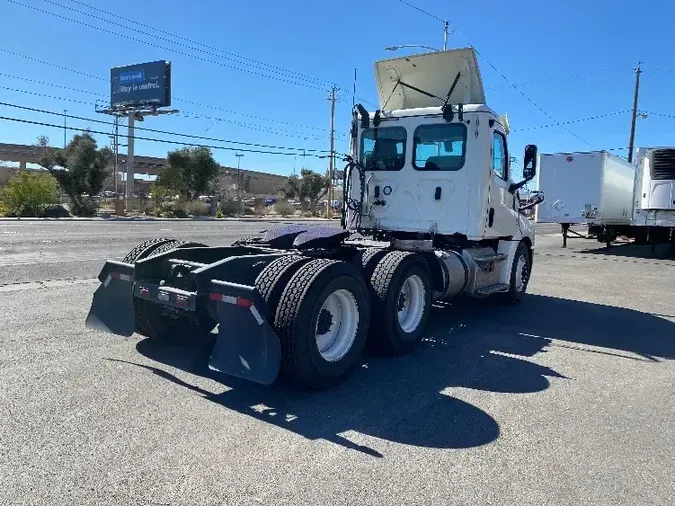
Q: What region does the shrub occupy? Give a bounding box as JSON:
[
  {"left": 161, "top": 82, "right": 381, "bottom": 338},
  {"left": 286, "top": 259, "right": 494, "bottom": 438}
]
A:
[
  {"left": 219, "top": 198, "right": 239, "bottom": 217},
  {"left": 274, "top": 200, "right": 295, "bottom": 217},
  {"left": 215, "top": 208, "right": 223, "bottom": 218},
  {"left": 253, "top": 199, "right": 266, "bottom": 217},
  {"left": 185, "top": 199, "right": 210, "bottom": 216},
  {"left": 0, "top": 170, "right": 60, "bottom": 217},
  {"left": 174, "top": 207, "right": 189, "bottom": 218},
  {"left": 40, "top": 204, "right": 70, "bottom": 218},
  {"left": 71, "top": 198, "right": 98, "bottom": 217}
]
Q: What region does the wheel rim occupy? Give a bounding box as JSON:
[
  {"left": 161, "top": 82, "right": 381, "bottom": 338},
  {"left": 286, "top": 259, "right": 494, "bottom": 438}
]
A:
[
  {"left": 397, "top": 274, "right": 426, "bottom": 333},
  {"left": 315, "top": 289, "right": 359, "bottom": 362},
  {"left": 515, "top": 252, "right": 530, "bottom": 292}
]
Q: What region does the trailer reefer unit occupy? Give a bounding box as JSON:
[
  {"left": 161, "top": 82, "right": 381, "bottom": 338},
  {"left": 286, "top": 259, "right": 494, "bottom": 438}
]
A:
[
  {"left": 632, "top": 147, "right": 675, "bottom": 229},
  {"left": 85, "top": 47, "right": 544, "bottom": 390},
  {"left": 535, "top": 151, "right": 635, "bottom": 228}
]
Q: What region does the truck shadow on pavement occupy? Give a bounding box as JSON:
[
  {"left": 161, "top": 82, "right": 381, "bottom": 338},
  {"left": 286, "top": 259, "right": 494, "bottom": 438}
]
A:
[
  {"left": 114, "top": 294, "right": 674, "bottom": 458},
  {"left": 578, "top": 242, "right": 675, "bottom": 261}
]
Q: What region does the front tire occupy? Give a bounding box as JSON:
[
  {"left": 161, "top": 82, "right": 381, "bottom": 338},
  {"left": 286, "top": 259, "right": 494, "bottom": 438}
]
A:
[
  {"left": 368, "top": 251, "right": 432, "bottom": 355},
  {"left": 503, "top": 241, "right": 532, "bottom": 304},
  {"left": 274, "top": 259, "right": 370, "bottom": 389}
]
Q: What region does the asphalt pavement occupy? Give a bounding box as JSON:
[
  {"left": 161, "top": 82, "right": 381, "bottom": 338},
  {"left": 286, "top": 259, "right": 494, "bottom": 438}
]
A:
[{"left": 1, "top": 220, "right": 674, "bottom": 505}]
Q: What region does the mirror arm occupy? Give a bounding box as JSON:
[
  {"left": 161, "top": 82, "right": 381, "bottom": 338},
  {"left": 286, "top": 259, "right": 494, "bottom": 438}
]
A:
[{"left": 508, "top": 179, "right": 528, "bottom": 194}]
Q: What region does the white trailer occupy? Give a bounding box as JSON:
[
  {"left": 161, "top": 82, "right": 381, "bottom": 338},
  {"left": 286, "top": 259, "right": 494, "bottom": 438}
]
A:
[
  {"left": 535, "top": 151, "right": 636, "bottom": 246},
  {"left": 536, "top": 148, "right": 675, "bottom": 248}
]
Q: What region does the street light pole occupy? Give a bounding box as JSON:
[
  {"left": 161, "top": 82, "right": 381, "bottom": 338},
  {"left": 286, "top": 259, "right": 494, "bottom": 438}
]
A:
[
  {"left": 627, "top": 63, "right": 643, "bottom": 164},
  {"left": 235, "top": 153, "right": 244, "bottom": 215}
]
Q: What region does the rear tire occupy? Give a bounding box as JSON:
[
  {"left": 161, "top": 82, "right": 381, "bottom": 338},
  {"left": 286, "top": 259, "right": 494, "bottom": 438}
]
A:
[
  {"left": 255, "top": 255, "right": 311, "bottom": 321},
  {"left": 352, "top": 247, "right": 388, "bottom": 280},
  {"left": 368, "top": 251, "right": 432, "bottom": 355},
  {"left": 274, "top": 259, "right": 370, "bottom": 389}
]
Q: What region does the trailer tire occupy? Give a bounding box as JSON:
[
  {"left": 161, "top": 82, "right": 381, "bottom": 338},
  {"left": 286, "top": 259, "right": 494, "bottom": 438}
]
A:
[
  {"left": 255, "top": 255, "right": 311, "bottom": 321},
  {"left": 274, "top": 259, "right": 370, "bottom": 389},
  {"left": 368, "top": 251, "right": 432, "bottom": 355},
  {"left": 502, "top": 241, "right": 531, "bottom": 304}
]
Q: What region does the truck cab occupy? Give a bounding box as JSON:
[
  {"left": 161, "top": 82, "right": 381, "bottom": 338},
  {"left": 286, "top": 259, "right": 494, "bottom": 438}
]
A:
[{"left": 346, "top": 48, "right": 537, "bottom": 244}]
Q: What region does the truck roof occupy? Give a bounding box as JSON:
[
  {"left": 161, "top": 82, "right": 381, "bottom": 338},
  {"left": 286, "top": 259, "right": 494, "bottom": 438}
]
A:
[{"left": 374, "top": 47, "right": 485, "bottom": 110}]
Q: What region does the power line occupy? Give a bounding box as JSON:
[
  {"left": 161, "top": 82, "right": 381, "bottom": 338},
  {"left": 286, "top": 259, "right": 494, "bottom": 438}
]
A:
[
  {"left": 397, "top": 0, "right": 445, "bottom": 22},
  {"left": 0, "top": 101, "right": 332, "bottom": 154},
  {"left": 58, "top": 0, "right": 335, "bottom": 88},
  {"left": 5, "top": 0, "right": 331, "bottom": 92},
  {"left": 484, "top": 68, "right": 633, "bottom": 91},
  {"left": 4, "top": 0, "right": 378, "bottom": 107},
  {"left": 0, "top": 115, "right": 330, "bottom": 158},
  {"left": 0, "top": 47, "right": 106, "bottom": 81},
  {"left": 511, "top": 110, "right": 632, "bottom": 132},
  {"left": 0, "top": 72, "right": 107, "bottom": 97},
  {"left": 0, "top": 83, "right": 332, "bottom": 141},
  {"left": 0, "top": 50, "right": 347, "bottom": 137},
  {"left": 397, "top": 0, "right": 598, "bottom": 149}
]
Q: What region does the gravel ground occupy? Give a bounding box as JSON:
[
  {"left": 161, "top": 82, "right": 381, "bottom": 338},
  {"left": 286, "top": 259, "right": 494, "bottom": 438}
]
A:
[{"left": 1, "top": 220, "right": 674, "bottom": 506}]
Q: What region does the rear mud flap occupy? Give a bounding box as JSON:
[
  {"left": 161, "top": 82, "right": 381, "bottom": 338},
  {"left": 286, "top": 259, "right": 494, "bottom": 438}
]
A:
[
  {"left": 208, "top": 280, "right": 281, "bottom": 385},
  {"left": 85, "top": 261, "right": 136, "bottom": 337}
]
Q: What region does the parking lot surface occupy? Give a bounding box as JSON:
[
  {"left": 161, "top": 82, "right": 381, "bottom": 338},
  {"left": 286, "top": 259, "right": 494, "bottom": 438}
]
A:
[{"left": 1, "top": 220, "right": 674, "bottom": 505}]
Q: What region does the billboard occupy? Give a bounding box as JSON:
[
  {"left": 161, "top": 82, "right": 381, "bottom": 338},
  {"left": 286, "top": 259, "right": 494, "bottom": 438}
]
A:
[{"left": 110, "top": 60, "right": 171, "bottom": 109}]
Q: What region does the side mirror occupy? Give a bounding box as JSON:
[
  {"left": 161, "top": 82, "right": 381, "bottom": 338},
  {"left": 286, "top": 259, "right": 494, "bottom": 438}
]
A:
[
  {"left": 523, "top": 144, "right": 537, "bottom": 181},
  {"left": 508, "top": 144, "right": 538, "bottom": 194}
]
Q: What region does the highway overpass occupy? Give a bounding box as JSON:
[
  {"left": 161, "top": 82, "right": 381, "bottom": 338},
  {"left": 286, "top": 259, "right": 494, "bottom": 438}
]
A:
[{"left": 0, "top": 142, "right": 289, "bottom": 197}]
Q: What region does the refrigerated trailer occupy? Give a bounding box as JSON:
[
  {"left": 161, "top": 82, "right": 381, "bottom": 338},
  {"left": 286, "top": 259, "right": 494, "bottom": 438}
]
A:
[{"left": 536, "top": 148, "right": 675, "bottom": 247}]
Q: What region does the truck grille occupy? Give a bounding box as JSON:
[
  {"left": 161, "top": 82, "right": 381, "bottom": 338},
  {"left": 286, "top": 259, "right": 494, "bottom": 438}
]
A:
[{"left": 651, "top": 149, "right": 675, "bottom": 180}]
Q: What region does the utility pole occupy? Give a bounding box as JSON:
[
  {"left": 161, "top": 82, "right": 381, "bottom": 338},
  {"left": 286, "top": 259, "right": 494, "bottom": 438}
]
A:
[
  {"left": 443, "top": 21, "right": 449, "bottom": 50},
  {"left": 627, "top": 63, "right": 643, "bottom": 164},
  {"left": 328, "top": 86, "right": 337, "bottom": 219},
  {"left": 126, "top": 112, "right": 135, "bottom": 214},
  {"left": 235, "top": 153, "right": 244, "bottom": 215},
  {"left": 112, "top": 116, "right": 120, "bottom": 196},
  {"left": 63, "top": 109, "right": 67, "bottom": 148}
]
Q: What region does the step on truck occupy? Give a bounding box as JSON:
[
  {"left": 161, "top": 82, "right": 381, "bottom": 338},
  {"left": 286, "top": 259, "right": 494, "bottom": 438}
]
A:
[{"left": 85, "top": 48, "right": 544, "bottom": 389}]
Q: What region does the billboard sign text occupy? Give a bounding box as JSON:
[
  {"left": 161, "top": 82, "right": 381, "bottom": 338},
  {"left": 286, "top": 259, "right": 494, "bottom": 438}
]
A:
[{"left": 110, "top": 60, "right": 171, "bottom": 109}]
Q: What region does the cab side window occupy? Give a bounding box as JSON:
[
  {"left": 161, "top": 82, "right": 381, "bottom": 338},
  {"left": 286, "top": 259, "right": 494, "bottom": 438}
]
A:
[{"left": 492, "top": 132, "right": 508, "bottom": 180}]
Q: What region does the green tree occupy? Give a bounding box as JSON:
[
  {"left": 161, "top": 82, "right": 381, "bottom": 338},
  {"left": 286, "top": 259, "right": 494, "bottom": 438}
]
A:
[
  {"left": 1, "top": 170, "right": 60, "bottom": 217},
  {"left": 37, "top": 133, "right": 112, "bottom": 216},
  {"left": 279, "top": 168, "right": 329, "bottom": 215},
  {"left": 156, "top": 146, "right": 219, "bottom": 201}
]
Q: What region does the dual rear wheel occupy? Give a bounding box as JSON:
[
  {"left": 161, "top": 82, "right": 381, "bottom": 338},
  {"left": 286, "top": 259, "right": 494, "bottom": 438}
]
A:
[{"left": 252, "top": 250, "right": 434, "bottom": 389}]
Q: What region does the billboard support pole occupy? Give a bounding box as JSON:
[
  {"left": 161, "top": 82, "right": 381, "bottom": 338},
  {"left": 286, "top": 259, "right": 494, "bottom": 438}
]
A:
[{"left": 126, "top": 112, "right": 135, "bottom": 214}]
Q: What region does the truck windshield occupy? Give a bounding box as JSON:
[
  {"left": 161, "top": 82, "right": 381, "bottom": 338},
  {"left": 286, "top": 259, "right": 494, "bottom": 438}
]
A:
[
  {"left": 360, "top": 127, "right": 406, "bottom": 171},
  {"left": 413, "top": 123, "right": 467, "bottom": 171}
]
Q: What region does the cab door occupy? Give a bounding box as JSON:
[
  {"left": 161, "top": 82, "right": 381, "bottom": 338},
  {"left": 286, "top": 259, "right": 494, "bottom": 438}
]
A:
[{"left": 485, "top": 130, "right": 517, "bottom": 237}]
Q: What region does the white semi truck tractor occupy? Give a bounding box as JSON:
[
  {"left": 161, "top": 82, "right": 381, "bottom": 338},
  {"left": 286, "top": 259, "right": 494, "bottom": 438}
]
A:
[{"left": 85, "top": 48, "right": 543, "bottom": 389}]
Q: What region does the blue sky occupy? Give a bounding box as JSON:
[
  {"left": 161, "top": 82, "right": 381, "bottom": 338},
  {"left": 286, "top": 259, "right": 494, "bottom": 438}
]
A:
[{"left": 2, "top": 0, "right": 675, "bottom": 178}]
